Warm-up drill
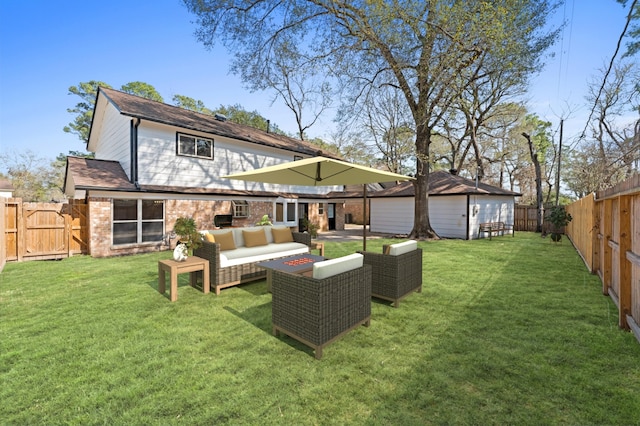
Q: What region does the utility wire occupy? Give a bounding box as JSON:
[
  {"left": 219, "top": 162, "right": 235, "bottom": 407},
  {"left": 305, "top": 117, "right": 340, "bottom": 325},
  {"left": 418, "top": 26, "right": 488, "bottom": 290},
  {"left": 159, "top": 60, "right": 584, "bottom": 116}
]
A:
[{"left": 579, "top": 0, "right": 638, "bottom": 140}]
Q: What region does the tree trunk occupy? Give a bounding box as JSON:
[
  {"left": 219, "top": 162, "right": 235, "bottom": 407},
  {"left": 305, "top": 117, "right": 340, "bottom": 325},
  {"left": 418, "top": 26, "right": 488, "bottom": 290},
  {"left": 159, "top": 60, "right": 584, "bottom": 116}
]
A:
[
  {"left": 411, "top": 124, "right": 439, "bottom": 239},
  {"left": 524, "top": 133, "right": 544, "bottom": 232}
]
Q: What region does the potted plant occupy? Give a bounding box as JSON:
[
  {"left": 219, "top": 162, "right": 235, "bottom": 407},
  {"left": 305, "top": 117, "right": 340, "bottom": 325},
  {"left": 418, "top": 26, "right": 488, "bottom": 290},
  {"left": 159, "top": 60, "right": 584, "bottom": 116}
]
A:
[
  {"left": 256, "top": 214, "right": 272, "bottom": 226},
  {"left": 173, "top": 216, "right": 203, "bottom": 256},
  {"left": 302, "top": 218, "right": 320, "bottom": 238},
  {"left": 548, "top": 206, "right": 572, "bottom": 242}
]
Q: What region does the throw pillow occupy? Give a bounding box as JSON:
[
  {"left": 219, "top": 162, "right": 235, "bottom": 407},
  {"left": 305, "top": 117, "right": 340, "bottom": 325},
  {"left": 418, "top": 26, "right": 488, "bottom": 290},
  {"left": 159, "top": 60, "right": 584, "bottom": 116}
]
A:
[
  {"left": 272, "top": 227, "right": 294, "bottom": 243},
  {"left": 204, "top": 233, "right": 215, "bottom": 243},
  {"left": 388, "top": 240, "right": 418, "bottom": 256},
  {"left": 243, "top": 229, "right": 268, "bottom": 247},
  {"left": 312, "top": 253, "right": 363, "bottom": 279},
  {"left": 215, "top": 231, "right": 236, "bottom": 251}
]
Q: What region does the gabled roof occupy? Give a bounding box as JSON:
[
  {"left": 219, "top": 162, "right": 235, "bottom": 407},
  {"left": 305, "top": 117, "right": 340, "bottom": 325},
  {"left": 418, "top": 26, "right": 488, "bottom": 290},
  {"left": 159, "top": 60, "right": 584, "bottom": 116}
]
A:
[
  {"left": 338, "top": 170, "right": 521, "bottom": 198},
  {"left": 91, "top": 87, "right": 339, "bottom": 159}
]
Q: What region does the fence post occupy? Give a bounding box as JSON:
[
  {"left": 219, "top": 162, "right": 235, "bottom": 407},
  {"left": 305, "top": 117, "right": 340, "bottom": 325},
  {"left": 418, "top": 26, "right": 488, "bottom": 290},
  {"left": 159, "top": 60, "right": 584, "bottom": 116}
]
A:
[
  {"left": 618, "top": 195, "right": 632, "bottom": 330},
  {"left": 602, "top": 199, "right": 612, "bottom": 296}
]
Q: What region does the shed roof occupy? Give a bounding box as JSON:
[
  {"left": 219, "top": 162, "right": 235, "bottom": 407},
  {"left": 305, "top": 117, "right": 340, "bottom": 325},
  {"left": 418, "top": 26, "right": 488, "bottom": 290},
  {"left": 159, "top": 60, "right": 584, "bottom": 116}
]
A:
[
  {"left": 337, "top": 170, "right": 521, "bottom": 198},
  {"left": 92, "top": 87, "right": 339, "bottom": 159}
]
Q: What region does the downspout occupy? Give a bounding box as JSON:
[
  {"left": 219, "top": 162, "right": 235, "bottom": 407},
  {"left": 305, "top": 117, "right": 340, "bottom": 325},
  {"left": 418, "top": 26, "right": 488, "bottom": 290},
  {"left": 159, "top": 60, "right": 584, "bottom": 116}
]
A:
[
  {"left": 131, "top": 118, "right": 141, "bottom": 189},
  {"left": 466, "top": 194, "right": 470, "bottom": 240}
]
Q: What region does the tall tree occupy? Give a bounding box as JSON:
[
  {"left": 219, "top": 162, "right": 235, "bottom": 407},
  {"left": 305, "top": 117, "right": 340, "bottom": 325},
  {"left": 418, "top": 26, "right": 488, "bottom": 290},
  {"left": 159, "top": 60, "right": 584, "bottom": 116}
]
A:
[
  {"left": 172, "top": 95, "right": 214, "bottom": 114},
  {"left": 214, "top": 104, "right": 285, "bottom": 134},
  {"left": 120, "top": 81, "right": 164, "bottom": 102},
  {"left": 65, "top": 81, "right": 163, "bottom": 145},
  {"left": 64, "top": 81, "right": 112, "bottom": 143},
  {"left": 257, "top": 42, "right": 333, "bottom": 141},
  {"left": 565, "top": 60, "right": 640, "bottom": 194},
  {"left": 184, "top": 0, "right": 560, "bottom": 239},
  {"left": 0, "top": 150, "right": 64, "bottom": 202},
  {"left": 362, "top": 86, "right": 415, "bottom": 175},
  {"left": 521, "top": 114, "right": 553, "bottom": 232},
  {"left": 617, "top": 0, "right": 640, "bottom": 57}
]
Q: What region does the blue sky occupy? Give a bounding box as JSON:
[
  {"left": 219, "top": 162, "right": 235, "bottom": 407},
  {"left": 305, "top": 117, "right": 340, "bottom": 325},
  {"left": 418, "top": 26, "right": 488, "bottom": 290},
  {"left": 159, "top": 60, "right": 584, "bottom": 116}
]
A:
[{"left": 0, "top": 0, "right": 633, "bottom": 169}]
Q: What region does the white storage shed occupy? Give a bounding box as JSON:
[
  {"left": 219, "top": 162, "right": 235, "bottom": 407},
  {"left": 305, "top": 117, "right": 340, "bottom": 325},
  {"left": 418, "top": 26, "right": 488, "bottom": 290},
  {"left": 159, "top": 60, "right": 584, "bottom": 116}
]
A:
[{"left": 368, "top": 170, "right": 520, "bottom": 239}]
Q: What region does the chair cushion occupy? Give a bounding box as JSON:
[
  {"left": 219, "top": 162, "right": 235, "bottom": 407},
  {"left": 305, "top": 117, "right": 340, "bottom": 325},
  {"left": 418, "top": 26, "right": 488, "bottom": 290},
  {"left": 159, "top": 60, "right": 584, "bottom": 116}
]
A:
[
  {"left": 204, "top": 233, "right": 215, "bottom": 243},
  {"left": 243, "top": 229, "right": 268, "bottom": 247},
  {"left": 215, "top": 231, "right": 236, "bottom": 251},
  {"left": 387, "top": 240, "right": 418, "bottom": 256},
  {"left": 312, "top": 253, "right": 363, "bottom": 279},
  {"left": 272, "top": 226, "right": 294, "bottom": 243}
]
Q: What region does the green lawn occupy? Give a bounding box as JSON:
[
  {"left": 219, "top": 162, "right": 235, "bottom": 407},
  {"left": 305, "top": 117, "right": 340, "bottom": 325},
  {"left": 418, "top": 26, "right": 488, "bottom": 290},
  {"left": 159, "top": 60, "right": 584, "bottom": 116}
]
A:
[{"left": 1, "top": 233, "right": 639, "bottom": 425}]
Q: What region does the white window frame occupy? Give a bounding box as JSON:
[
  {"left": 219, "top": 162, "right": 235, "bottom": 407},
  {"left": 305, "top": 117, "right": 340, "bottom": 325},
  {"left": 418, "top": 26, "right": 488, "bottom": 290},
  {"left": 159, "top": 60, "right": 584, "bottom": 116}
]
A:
[
  {"left": 274, "top": 198, "right": 297, "bottom": 226},
  {"left": 177, "top": 132, "right": 213, "bottom": 159},
  {"left": 232, "top": 200, "right": 249, "bottom": 217},
  {"left": 112, "top": 199, "right": 165, "bottom": 246}
]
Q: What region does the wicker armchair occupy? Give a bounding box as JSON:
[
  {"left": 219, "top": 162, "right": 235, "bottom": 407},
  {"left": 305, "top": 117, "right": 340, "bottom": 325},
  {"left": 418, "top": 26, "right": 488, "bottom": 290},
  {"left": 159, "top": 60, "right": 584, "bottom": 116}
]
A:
[
  {"left": 362, "top": 242, "right": 423, "bottom": 308},
  {"left": 271, "top": 263, "right": 372, "bottom": 359}
]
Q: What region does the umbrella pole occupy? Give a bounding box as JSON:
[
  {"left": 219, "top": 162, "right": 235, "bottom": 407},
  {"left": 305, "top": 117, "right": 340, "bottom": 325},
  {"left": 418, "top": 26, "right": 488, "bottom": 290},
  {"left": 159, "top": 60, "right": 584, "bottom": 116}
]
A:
[{"left": 363, "top": 184, "right": 367, "bottom": 251}]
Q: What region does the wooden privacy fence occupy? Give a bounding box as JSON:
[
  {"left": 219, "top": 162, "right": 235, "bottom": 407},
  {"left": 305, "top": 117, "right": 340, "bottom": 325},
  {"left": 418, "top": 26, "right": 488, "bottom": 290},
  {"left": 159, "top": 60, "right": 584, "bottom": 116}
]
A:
[
  {"left": 514, "top": 204, "right": 557, "bottom": 233},
  {"left": 3, "top": 198, "right": 88, "bottom": 262},
  {"left": 566, "top": 174, "right": 640, "bottom": 343}
]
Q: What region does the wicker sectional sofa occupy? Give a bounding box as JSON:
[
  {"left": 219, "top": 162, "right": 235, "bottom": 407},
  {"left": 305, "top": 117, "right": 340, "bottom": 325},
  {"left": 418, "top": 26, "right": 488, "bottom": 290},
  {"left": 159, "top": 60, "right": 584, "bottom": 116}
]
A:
[{"left": 194, "top": 226, "right": 311, "bottom": 295}]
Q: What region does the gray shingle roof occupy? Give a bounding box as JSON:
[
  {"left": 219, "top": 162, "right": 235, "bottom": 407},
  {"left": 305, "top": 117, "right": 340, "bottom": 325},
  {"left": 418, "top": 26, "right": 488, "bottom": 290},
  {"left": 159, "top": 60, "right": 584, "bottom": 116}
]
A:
[
  {"left": 96, "top": 87, "right": 339, "bottom": 159},
  {"left": 334, "top": 170, "right": 521, "bottom": 198}
]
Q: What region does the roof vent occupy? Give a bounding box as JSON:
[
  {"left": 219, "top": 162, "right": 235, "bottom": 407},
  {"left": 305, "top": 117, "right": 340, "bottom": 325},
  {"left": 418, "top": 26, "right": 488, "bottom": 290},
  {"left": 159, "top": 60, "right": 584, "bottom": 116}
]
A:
[{"left": 214, "top": 113, "right": 227, "bottom": 122}]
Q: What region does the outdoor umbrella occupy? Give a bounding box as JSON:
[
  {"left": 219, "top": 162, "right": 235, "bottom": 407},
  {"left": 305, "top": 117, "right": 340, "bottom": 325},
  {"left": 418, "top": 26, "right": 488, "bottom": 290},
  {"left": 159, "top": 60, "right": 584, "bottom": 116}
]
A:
[{"left": 223, "top": 156, "right": 414, "bottom": 250}]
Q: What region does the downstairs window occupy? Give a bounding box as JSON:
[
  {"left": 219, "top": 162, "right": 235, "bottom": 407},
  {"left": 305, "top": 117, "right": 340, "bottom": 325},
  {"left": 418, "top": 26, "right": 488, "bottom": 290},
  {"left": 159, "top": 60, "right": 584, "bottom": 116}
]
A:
[{"left": 112, "top": 199, "right": 164, "bottom": 245}]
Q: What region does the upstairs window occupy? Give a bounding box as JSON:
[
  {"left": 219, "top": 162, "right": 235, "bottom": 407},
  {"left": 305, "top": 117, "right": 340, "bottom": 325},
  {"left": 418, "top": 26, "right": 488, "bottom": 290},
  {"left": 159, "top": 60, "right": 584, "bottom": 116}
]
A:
[{"left": 177, "top": 133, "right": 213, "bottom": 159}]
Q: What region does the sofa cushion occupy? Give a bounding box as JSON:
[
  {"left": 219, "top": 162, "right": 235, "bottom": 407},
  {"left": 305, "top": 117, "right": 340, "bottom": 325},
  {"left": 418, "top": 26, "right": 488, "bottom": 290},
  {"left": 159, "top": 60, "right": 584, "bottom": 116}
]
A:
[
  {"left": 215, "top": 231, "right": 236, "bottom": 251},
  {"left": 243, "top": 229, "right": 268, "bottom": 247},
  {"left": 219, "top": 242, "right": 309, "bottom": 268},
  {"left": 386, "top": 240, "right": 418, "bottom": 256},
  {"left": 272, "top": 226, "right": 294, "bottom": 243},
  {"left": 312, "top": 253, "right": 363, "bottom": 280}
]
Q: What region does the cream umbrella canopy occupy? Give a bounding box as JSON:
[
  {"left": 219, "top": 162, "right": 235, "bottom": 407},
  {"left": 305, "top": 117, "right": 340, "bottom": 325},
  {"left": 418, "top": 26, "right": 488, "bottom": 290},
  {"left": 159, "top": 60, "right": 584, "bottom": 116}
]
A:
[{"left": 223, "top": 156, "right": 414, "bottom": 250}]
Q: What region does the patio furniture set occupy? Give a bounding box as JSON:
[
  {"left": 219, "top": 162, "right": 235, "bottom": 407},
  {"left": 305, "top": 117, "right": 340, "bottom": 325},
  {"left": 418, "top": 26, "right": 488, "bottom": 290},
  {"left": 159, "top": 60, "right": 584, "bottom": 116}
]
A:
[{"left": 157, "top": 232, "right": 423, "bottom": 359}]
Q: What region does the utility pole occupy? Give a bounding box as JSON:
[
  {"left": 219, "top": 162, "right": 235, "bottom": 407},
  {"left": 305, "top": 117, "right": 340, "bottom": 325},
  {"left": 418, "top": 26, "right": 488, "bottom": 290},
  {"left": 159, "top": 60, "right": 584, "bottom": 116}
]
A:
[{"left": 555, "top": 119, "right": 563, "bottom": 206}]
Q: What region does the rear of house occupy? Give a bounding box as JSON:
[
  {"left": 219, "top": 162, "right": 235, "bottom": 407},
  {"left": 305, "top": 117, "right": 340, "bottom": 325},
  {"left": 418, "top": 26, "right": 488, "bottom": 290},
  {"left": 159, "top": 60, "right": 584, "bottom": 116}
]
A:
[{"left": 64, "top": 87, "right": 346, "bottom": 257}]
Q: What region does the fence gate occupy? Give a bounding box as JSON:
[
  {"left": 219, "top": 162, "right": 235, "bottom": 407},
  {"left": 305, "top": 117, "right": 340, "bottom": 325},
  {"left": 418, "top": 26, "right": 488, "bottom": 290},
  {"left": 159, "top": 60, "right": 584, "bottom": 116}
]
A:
[{"left": 3, "top": 199, "right": 87, "bottom": 262}]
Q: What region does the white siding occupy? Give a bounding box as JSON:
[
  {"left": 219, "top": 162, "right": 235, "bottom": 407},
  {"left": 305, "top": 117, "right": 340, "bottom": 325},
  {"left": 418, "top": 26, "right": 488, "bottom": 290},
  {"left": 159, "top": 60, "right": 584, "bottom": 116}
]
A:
[
  {"left": 370, "top": 195, "right": 467, "bottom": 238},
  {"left": 371, "top": 194, "right": 515, "bottom": 239},
  {"left": 136, "top": 121, "right": 336, "bottom": 195},
  {"left": 469, "top": 195, "right": 515, "bottom": 239},
  {"left": 430, "top": 195, "right": 468, "bottom": 239},
  {"left": 370, "top": 198, "right": 414, "bottom": 234},
  {"left": 93, "top": 103, "right": 131, "bottom": 178}
]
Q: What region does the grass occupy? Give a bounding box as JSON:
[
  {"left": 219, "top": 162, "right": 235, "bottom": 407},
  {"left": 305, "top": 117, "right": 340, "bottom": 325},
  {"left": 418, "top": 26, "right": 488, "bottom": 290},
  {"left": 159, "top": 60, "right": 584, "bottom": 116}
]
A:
[{"left": 1, "top": 233, "right": 639, "bottom": 425}]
